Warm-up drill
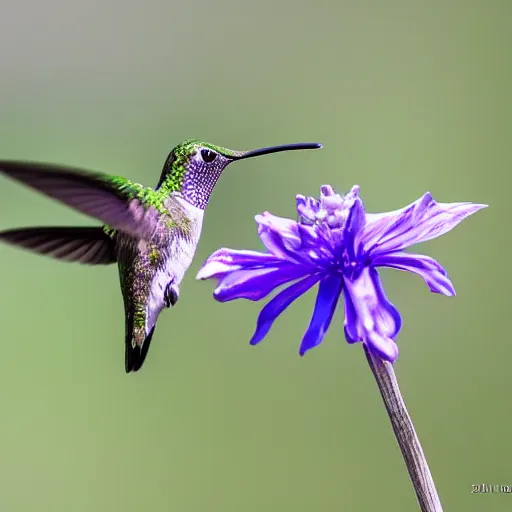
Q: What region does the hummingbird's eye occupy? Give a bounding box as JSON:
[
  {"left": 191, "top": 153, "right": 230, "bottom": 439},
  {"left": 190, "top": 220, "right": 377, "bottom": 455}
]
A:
[{"left": 200, "top": 149, "right": 217, "bottom": 163}]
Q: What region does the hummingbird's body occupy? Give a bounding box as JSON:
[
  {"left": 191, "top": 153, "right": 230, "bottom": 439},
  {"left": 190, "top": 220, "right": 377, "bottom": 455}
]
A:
[
  {"left": 113, "top": 195, "right": 204, "bottom": 370},
  {"left": 0, "top": 139, "right": 321, "bottom": 372}
]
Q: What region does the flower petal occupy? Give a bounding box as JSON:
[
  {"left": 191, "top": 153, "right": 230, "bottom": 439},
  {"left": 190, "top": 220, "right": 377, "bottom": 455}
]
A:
[
  {"left": 295, "top": 223, "right": 338, "bottom": 266},
  {"left": 364, "top": 331, "right": 399, "bottom": 363},
  {"left": 299, "top": 275, "right": 343, "bottom": 355},
  {"left": 372, "top": 252, "right": 456, "bottom": 296},
  {"left": 196, "top": 248, "right": 283, "bottom": 280},
  {"left": 212, "top": 264, "right": 312, "bottom": 302},
  {"left": 256, "top": 212, "right": 302, "bottom": 255},
  {"left": 249, "top": 274, "right": 321, "bottom": 346},
  {"left": 342, "top": 267, "right": 401, "bottom": 363},
  {"left": 363, "top": 192, "right": 487, "bottom": 256},
  {"left": 343, "top": 196, "right": 365, "bottom": 262}
]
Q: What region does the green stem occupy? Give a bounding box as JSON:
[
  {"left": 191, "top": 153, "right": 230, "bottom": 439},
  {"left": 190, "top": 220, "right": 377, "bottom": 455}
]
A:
[{"left": 363, "top": 344, "right": 443, "bottom": 512}]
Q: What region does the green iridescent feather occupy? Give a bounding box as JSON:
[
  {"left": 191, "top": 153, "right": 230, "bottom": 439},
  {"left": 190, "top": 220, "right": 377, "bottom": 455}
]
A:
[{"left": 101, "top": 175, "right": 193, "bottom": 239}]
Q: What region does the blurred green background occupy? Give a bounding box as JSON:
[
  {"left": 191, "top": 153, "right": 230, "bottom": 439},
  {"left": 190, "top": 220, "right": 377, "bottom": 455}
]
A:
[{"left": 0, "top": 1, "right": 509, "bottom": 510}]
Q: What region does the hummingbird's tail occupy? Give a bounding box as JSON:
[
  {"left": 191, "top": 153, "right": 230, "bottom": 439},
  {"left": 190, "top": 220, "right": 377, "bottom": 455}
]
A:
[{"left": 124, "top": 316, "right": 156, "bottom": 373}]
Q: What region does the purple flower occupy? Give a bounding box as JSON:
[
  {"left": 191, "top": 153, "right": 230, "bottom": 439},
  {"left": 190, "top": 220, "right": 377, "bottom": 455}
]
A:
[{"left": 197, "top": 185, "right": 486, "bottom": 362}]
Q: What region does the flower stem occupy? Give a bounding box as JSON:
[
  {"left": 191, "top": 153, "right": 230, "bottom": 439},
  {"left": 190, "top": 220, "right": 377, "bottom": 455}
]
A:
[{"left": 363, "top": 344, "right": 443, "bottom": 512}]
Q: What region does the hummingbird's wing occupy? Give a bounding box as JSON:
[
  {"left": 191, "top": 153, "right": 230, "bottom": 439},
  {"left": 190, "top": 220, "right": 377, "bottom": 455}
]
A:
[
  {"left": 0, "top": 226, "right": 116, "bottom": 264},
  {"left": 0, "top": 161, "right": 161, "bottom": 242}
]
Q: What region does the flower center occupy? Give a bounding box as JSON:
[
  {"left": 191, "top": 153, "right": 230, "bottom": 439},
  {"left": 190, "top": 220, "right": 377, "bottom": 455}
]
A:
[
  {"left": 296, "top": 184, "right": 365, "bottom": 280},
  {"left": 296, "top": 184, "right": 360, "bottom": 229}
]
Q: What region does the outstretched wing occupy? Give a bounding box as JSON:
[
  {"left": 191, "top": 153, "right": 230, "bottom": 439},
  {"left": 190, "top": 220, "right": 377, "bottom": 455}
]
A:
[
  {"left": 0, "top": 161, "right": 160, "bottom": 242},
  {"left": 0, "top": 226, "right": 116, "bottom": 264}
]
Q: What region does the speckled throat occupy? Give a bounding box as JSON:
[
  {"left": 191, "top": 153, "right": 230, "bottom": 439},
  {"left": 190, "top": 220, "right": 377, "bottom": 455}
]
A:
[{"left": 180, "top": 163, "right": 225, "bottom": 210}]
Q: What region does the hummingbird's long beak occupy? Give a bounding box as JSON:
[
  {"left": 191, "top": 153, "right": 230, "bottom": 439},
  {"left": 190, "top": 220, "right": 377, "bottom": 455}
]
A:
[{"left": 235, "top": 142, "right": 322, "bottom": 160}]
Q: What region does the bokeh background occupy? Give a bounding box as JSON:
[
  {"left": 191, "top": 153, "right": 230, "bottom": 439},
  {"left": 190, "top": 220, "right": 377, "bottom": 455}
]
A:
[{"left": 0, "top": 1, "right": 509, "bottom": 511}]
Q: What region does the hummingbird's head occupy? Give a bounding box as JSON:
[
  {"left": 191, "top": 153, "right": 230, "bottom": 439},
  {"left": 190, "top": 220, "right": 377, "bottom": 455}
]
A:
[{"left": 157, "top": 139, "right": 322, "bottom": 210}]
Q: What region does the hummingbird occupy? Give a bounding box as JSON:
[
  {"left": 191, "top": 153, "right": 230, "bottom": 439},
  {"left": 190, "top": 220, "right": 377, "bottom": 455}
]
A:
[{"left": 0, "top": 139, "right": 322, "bottom": 373}]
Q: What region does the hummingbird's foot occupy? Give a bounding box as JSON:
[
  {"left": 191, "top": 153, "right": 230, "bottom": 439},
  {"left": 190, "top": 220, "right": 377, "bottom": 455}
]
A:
[{"left": 164, "top": 281, "right": 179, "bottom": 308}]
